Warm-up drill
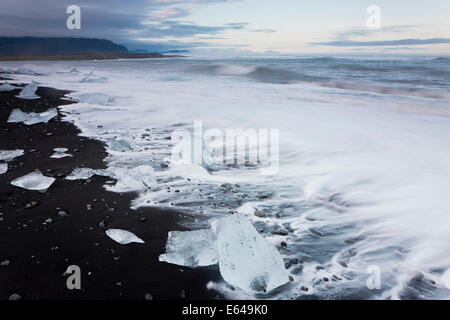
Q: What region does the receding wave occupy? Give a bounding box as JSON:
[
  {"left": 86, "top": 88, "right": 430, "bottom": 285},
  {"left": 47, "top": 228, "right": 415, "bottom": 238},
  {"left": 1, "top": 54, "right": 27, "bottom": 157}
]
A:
[{"left": 189, "top": 63, "right": 450, "bottom": 99}]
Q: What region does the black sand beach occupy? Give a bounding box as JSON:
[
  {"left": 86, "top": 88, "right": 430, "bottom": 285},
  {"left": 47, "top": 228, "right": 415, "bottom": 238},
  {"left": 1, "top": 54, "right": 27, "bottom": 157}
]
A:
[{"left": 0, "top": 84, "right": 219, "bottom": 300}]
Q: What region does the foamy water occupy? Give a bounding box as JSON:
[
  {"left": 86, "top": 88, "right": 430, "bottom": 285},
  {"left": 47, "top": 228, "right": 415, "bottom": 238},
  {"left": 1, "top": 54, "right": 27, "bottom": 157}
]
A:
[{"left": 2, "top": 56, "right": 450, "bottom": 299}]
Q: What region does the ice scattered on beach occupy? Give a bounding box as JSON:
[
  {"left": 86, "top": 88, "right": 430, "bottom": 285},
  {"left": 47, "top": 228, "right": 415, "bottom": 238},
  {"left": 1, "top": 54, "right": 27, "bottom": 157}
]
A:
[
  {"left": 8, "top": 108, "right": 57, "bottom": 125},
  {"left": 81, "top": 76, "right": 108, "bottom": 83},
  {"left": 105, "top": 229, "right": 145, "bottom": 245},
  {"left": 50, "top": 148, "right": 72, "bottom": 159},
  {"left": 105, "top": 165, "right": 155, "bottom": 192},
  {"left": 159, "top": 230, "right": 219, "bottom": 267},
  {"left": 11, "top": 171, "right": 55, "bottom": 191},
  {"left": 16, "top": 84, "right": 40, "bottom": 99},
  {"left": 160, "top": 214, "right": 289, "bottom": 294},
  {"left": 78, "top": 93, "right": 110, "bottom": 105},
  {"left": 0, "top": 149, "right": 24, "bottom": 162},
  {"left": 0, "top": 163, "right": 7, "bottom": 175},
  {"left": 0, "top": 83, "right": 17, "bottom": 91}
]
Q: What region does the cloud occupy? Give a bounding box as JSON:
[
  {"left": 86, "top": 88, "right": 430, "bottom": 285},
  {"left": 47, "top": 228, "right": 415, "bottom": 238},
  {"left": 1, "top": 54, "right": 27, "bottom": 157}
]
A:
[
  {"left": 252, "top": 28, "right": 276, "bottom": 34},
  {"left": 149, "top": 6, "right": 191, "bottom": 19},
  {"left": 311, "top": 38, "right": 450, "bottom": 47}
]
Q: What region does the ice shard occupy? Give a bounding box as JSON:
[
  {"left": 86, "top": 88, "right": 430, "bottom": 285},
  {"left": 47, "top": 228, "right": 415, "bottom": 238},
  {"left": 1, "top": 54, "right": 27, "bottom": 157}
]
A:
[
  {"left": 159, "top": 230, "right": 219, "bottom": 267},
  {"left": 8, "top": 108, "right": 58, "bottom": 125},
  {"left": 65, "top": 167, "right": 109, "bottom": 180},
  {"left": 214, "top": 214, "right": 289, "bottom": 294},
  {"left": 0, "top": 149, "right": 24, "bottom": 162},
  {"left": 0, "top": 83, "right": 17, "bottom": 91},
  {"left": 50, "top": 148, "right": 72, "bottom": 159},
  {"left": 16, "top": 84, "right": 40, "bottom": 99},
  {"left": 0, "top": 163, "right": 7, "bottom": 175},
  {"left": 105, "top": 229, "right": 145, "bottom": 245},
  {"left": 11, "top": 171, "right": 55, "bottom": 191},
  {"left": 78, "top": 93, "right": 110, "bottom": 105}
]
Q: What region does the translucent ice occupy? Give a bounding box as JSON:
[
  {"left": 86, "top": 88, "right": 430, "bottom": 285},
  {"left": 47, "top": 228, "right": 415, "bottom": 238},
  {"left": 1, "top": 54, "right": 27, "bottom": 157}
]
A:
[
  {"left": 214, "top": 215, "right": 289, "bottom": 294},
  {"left": 50, "top": 148, "right": 72, "bottom": 159},
  {"left": 0, "top": 83, "right": 17, "bottom": 91},
  {"left": 81, "top": 76, "right": 108, "bottom": 83},
  {"left": 105, "top": 229, "right": 144, "bottom": 245},
  {"left": 159, "top": 230, "right": 219, "bottom": 267},
  {"left": 65, "top": 167, "right": 109, "bottom": 180},
  {"left": 107, "top": 133, "right": 136, "bottom": 152},
  {"left": 11, "top": 171, "right": 55, "bottom": 191},
  {"left": 0, "top": 163, "right": 7, "bottom": 175},
  {"left": 105, "top": 165, "right": 154, "bottom": 192},
  {"left": 160, "top": 214, "right": 289, "bottom": 294},
  {"left": 15, "top": 68, "right": 36, "bottom": 75},
  {"left": 78, "top": 93, "right": 110, "bottom": 105},
  {"left": 8, "top": 108, "right": 57, "bottom": 125},
  {"left": 16, "top": 84, "right": 40, "bottom": 99},
  {"left": 0, "top": 149, "right": 24, "bottom": 161}
]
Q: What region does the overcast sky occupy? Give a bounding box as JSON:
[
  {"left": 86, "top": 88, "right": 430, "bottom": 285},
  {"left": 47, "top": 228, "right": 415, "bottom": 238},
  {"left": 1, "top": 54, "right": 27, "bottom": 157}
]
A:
[{"left": 1, "top": 0, "right": 449, "bottom": 55}]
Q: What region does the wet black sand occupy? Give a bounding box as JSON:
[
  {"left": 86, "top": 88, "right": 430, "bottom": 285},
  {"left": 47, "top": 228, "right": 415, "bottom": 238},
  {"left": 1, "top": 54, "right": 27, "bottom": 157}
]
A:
[{"left": 0, "top": 85, "right": 220, "bottom": 300}]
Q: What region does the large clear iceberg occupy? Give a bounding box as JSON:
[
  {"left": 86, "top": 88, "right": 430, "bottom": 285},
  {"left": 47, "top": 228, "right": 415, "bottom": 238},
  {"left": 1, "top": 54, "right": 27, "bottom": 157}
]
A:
[
  {"left": 11, "top": 171, "right": 55, "bottom": 191},
  {"left": 105, "top": 229, "right": 144, "bottom": 245},
  {"left": 160, "top": 214, "right": 289, "bottom": 294},
  {"left": 159, "top": 230, "right": 219, "bottom": 267},
  {"left": 214, "top": 214, "right": 289, "bottom": 294},
  {"left": 0, "top": 149, "right": 24, "bottom": 162},
  {"left": 16, "top": 84, "right": 40, "bottom": 99},
  {"left": 0, "top": 163, "right": 7, "bottom": 175},
  {"left": 8, "top": 108, "right": 58, "bottom": 125},
  {"left": 0, "top": 83, "right": 17, "bottom": 91}
]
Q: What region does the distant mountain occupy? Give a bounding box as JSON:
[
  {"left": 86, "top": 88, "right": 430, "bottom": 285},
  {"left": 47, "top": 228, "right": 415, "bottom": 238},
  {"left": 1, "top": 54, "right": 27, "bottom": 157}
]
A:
[{"left": 0, "top": 37, "right": 128, "bottom": 54}]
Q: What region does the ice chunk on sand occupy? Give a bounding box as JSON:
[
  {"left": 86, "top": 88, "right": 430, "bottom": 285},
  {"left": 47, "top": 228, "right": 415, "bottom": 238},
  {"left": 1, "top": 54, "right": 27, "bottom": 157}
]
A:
[
  {"left": 106, "top": 229, "right": 144, "bottom": 245},
  {"left": 8, "top": 108, "right": 57, "bottom": 125},
  {"left": 214, "top": 214, "right": 289, "bottom": 294},
  {"left": 65, "top": 167, "right": 109, "bottom": 180},
  {"left": 16, "top": 84, "right": 40, "bottom": 99},
  {"left": 0, "top": 149, "right": 24, "bottom": 162},
  {"left": 159, "top": 230, "right": 219, "bottom": 267},
  {"left": 81, "top": 76, "right": 108, "bottom": 83},
  {"left": 0, "top": 83, "right": 17, "bottom": 91},
  {"left": 105, "top": 165, "right": 154, "bottom": 192},
  {"left": 11, "top": 171, "right": 55, "bottom": 191},
  {"left": 78, "top": 93, "right": 110, "bottom": 105},
  {"left": 159, "top": 214, "right": 289, "bottom": 294},
  {"left": 0, "top": 163, "right": 7, "bottom": 175},
  {"left": 50, "top": 148, "right": 72, "bottom": 159}
]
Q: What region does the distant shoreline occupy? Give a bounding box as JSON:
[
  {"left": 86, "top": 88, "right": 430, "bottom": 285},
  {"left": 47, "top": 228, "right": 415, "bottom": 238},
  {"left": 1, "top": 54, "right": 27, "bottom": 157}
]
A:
[{"left": 0, "top": 53, "right": 183, "bottom": 61}]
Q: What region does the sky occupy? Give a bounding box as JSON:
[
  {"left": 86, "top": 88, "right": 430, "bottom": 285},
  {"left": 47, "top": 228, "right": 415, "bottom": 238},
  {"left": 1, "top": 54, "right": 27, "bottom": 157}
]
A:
[{"left": 1, "top": 0, "right": 449, "bottom": 55}]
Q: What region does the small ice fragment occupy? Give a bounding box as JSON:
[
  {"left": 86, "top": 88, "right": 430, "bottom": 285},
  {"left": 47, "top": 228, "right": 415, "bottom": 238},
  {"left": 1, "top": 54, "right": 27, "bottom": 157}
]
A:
[
  {"left": 81, "top": 76, "right": 108, "bottom": 83},
  {"left": 107, "top": 133, "right": 136, "bottom": 152},
  {"left": 65, "top": 167, "right": 109, "bottom": 180},
  {"left": 105, "top": 229, "right": 145, "bottom": 245},
  {"left": 8, "top": 108, "right": 57, "bottom": 125},
  {"left": 214, "top": 215, "right": 289, "bottom": 294},
  {"left": 78, "top": 93, "right": 110, "bottom": 105},
  {"left": 0, "top": 149, "right": 24, "bottom": 161},
  {"left": 16, "top": 84, "right": 40, "bottom": 99},
  {"left": 0, "top": 163, "right": 7, "bottom": 174},
  {"left": 0, "top": 83, "right": 17, "bottom": 91},
  {"left": 50, "top": 148, "right": 72, "bottom": 159},
  {"left": 15, "top": 68, "right": 36, "bottom": 75},
  {"left": 11, "top": 171, "right": 55, "bottom": 191},
  {"left": 159, "top": 230, "right": 219, "bottom": 267}
]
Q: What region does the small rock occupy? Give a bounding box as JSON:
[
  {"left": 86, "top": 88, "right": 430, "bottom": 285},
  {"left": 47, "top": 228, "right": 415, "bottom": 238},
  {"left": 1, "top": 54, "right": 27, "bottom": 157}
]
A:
[
  {"left": 57, "top": 211, "right": 68, "bottom": 217},
  {"left": 115, "top": 282, "right": 122, "bottom": 287},
  {"left": 139, "top": 217, "right": 147, "bottom": 222},
  {"left": 254, "top": 209, "right": 266, "bottom": 218},
  {"left": 45, "top": 218, "right": 53, "bottom": 224},
  {"left": 0, "top": 260, "right": 10, "bottom": 266},
  {"left": 144, "top": 293, "right": 153, "bottom": 300},
  {"left": 280, "top": 241, "right": 287, "bottom": 248},
  {"left": 8, "top": 293, "right": 21, "bottom": 300}
]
